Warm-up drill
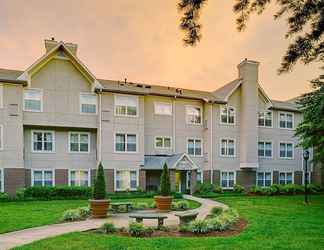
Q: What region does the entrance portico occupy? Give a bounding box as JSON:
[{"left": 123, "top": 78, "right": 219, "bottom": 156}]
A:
[{"left": 143, "top": 153, "right": 199, "bottom": 194}]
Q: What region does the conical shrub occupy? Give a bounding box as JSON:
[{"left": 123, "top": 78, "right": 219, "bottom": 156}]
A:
[
  {"left": 93, "top": 162, "right": 106, "bottom": 199},
  {"left": 160, "top": 163, "right": 171, "bottom": 196}
]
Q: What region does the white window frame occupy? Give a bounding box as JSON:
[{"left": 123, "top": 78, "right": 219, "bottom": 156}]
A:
[
  {"left": 278, "top": 112, "right": 294, "bottom": 129},
  {"left": 154, "top": 136, "right": 172, "bottom": 149},
  {"left": 258, "top": 141, "right": 273, "bottom": 159},
  {"left": 185, "top": 105, "right": 202, "bottom": 125},
  {"left": 68, "top": 132, "right": 91, "bottom": 153},
  {"left": 114, "top": 133, "right": 138, "bottom": 153},
  {"left": 23, "top": 88, "right": 43, "bottom": 112},
  {"left": 79, "top": 92, "right": 97, "bottom": 115},
  {"left": 258, "top": 110, "right": 273, "bottom": 128},
  {"left": 68, "top": 169, "right": 91, "bottom": 187},
  {"left": 256, "top": 171, "right": 273, "bottom": 187},
  {"left": 114, "top": 169, "right": 139, "bottom": 191},
  {"left": 220, "top": 105, "right": 236, "bottom": 125},
  {"left": 220, "top": 138, "right": 236, "bottom": 157},
  {"left": 0, "top": 125, "right": 3, "bottom": 151},
  {"left": 279, "top": 172, "right": 294, "bottom": 185},
  {"left": 31, "top": 169, "right": 55, "bottom": 187},
  {"left": 31, "top": 130, "right": 55, "bottom": 153},
  {"left": 0, "top": 84, "right": 3, "bottom": 109},
  {"left": 154, "top": 102, "right": 172, "bottom": 116},
  {"left": 186, "top": 137, "right": 203, "bottom": 157},
  {"left": 114, "top": 94, "right": 139, "bottom": 117},
  {"left": 0, "top": 168, "right": 4, "bottom": 192},
  {"left": 279, "top": 142, "right": 294, "bottom": 159},
  {"left": 220, "top": 171, "right": 236, "bottom": 189}
]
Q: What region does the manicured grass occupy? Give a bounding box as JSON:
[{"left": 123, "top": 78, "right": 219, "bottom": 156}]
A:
[
  {"left": 0, "top": 198, "right": 200, "bottom": 234},
  {"left": 14, "top": 195, "right": 324, "bottom": 250}
]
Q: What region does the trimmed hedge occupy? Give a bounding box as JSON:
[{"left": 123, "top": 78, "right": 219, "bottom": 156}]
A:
[{"left": 249, "top": 184, "right": 323, "bottom": 196}]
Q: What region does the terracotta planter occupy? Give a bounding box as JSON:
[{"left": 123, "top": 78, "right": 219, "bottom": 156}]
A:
[
  {"left": 154, "top": 196, "right": 172, "bottom": 211},
  {"left": 89, "top": 199, "right": 110, "bottom": 218}
]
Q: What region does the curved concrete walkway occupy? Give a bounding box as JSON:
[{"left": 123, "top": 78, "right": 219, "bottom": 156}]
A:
[{"left": 0, "top": 195, "right": 227, "bottom": 250}]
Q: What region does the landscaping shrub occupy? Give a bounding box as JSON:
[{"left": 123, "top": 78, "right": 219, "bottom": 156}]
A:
[
  {"left": 173, "top": 192, "right": 183, "bottom": 199},
  {"left": 149, "top": 201, "right": 156, "bottom": 209},
  {"left": 210, "top": 206, "right": 223, "bottom": 216},
  {"left": 93, "top": 162, "right": 106, "bottom": 200},
  {"left": 0, "top": 192, "right": 9, "bottom": 201},
  {"left": 175, "top": 200, "right": 189, "bottom": 210},
  {"left": 195, "top": 183, "right": 215, "bottom": 194},
  {"left": 206, "top": 217, "right": 223, "bottom": 231},
  {"left": 206, "top": 208, "right": 239, "bottom": 231},
  {"left": 160, "top": 163, "right": 171, "bottom": 196},
  {"left": 189, "top": 219, "right": 210, "bottom": 234},
  {"left": 133, "top": 202, "right": 149, "bottom": 210},
  {"left": 62, "top": 209, "right": 82, "bottom": 222},
  {"left": 101, "top": 223, "right": 117, "bottom": 234},
  {"left": 128, "top": 222, "right": 154, "bottom": 237},
  {"left": 308, "top": 184, "right": 323, "bottom": 193},
  {"left": 233, "top": 184, "right": 245, "bottom": 193},
  {"left": 78, "top": 207, "right": 91, "bottom": 218},
  {"left": 171, "top": 201, "right": 178, "bottom": 210},
  {"left": 214, "top": 185, "right": 223, "bottom": 193},
  {"left": 179, "top": 224, "right": 190, "bottom": 232},
  {"left": 270, "top": 184, "right": 284, "bottom": 195}
]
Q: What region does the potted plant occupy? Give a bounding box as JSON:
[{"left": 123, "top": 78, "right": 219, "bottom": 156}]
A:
[
  {"left": 154, "top": 163, "right": 172, "bottom": 211},
  {"left": 90, "top": 162, "right": 110, "bottom": 218}
]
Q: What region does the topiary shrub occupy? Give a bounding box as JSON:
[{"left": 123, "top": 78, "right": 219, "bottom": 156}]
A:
[
  {"left": 101, "top": 222, "right": 117, "bottom": 234},
  {"left": 93, "top": 162, "right": 106, "bottom": 200},
  {"left": 160, "top": 163, "right": 171, "bottom": 196},
  {"left": 62, "top": 209, "right": 82, "bottom": 222},
  {"left": 189, "top": 219, "right": 210, "bottom": 234},
  {"left": 233, "top": 184, "right": 245, "bottom": 193}
]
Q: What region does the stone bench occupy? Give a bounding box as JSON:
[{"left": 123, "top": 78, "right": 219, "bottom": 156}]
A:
[
  {"left": 111, "top": 202, "right": 133, "bottom": 213},
  {"left": 175, "top": 211, "right": 199, "bottom": 225},
  {"left": 129, "top": 214, "right": 168, "bottom": 229}
]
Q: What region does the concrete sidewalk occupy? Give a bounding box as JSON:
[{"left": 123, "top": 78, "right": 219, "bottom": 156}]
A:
[{"left": 0, "top": 195, "right": 227, "bottom": 250}]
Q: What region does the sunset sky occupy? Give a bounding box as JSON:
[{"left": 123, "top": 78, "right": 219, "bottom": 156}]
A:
[{"left": 0, "top": 0, "right": 321, "bottom": 100}]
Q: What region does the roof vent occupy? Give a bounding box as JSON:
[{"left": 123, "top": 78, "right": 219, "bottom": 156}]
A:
[{"left": 176, "top": 88, "right": 183, "bottom": 94}]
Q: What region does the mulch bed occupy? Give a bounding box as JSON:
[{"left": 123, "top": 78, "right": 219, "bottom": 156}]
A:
[{"left": 91, "top": 218, "right": 247, "bottom": 238}]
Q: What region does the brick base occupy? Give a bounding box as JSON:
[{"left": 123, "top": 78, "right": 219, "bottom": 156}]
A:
[
  {"left": 212, "top": 170, "right": 220, "bottom": 186},
  {"left": 4, "top": 168, "right": 25, "bottom": 196},
  {"left": 55, "top": 169, "right": 68, "bottom": 186},
  {"left": 203, "top": 170, "right": 211, "bottom": 184},
  {"left": 294, "top": 171, "right": 303, "bottom": 185},
  {"left": 273, "top": 171, "right": 279, "bottom": 184},
  {"left": 236, "top": 170, "right": 256, "bottom": 190},
  {"left": 139, "top": 169, "right": 146, "bottom": 191},
  {"left": 105, "top": 169, "right": 114, "bottom": 192}
]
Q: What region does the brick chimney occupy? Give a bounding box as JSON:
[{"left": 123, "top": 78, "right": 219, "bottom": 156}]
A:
[
  {"left": 44, "top": 38, "right": 78, "bottom": 56},
  {"left": 238, "top": 59, "right": 259, "bottom": 169}
]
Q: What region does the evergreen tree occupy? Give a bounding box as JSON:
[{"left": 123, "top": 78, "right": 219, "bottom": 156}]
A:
[
  {"left": 295, "top": 72, "right": 324, "bottom": 164},
  {"left": 160, "top": 163, "right": 171, "bottom": 196},
  {"left": 93, "top": 162, "right": 106, "bottom": 200},
  {"left": 178, "top": 0, "right": 324, "bottom": 73}
]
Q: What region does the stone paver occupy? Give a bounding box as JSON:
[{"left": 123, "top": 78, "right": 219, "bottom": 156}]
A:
[{"left": 0, "top": 195, "right": 226, "bottom": 250}]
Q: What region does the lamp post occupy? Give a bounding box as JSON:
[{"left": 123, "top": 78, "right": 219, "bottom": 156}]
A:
[{"left": 303, "top": 150, "right": 310, "bottom": 204}]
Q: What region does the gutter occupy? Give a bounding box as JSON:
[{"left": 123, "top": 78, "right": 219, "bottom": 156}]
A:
[{"left": 0, "top": 78, "right": 28, "bottom": 86}]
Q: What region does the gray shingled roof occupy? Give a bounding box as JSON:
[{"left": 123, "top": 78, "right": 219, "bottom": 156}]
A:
[
  {"left": 143, "top": 153, "right": 198, "bottom": 170},
  {"left": 0, "top": 67, "right": 300, "bottom": 111}
]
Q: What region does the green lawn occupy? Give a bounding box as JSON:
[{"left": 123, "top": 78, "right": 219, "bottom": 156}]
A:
[
  {"left": 0, "top": 198, "right": 200, "bottom": 234},
  {"left": 13, "top": 195, "right": 324, "bottom": 250}
]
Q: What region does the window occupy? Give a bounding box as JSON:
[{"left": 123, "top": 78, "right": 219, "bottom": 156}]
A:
[
  {"left": 258, "top": 111, "right": 272, "bottom": 127},
  {"left": 115, "top": 133, "right": 137, "bottom": 152},
  {"left": 220, "top": 139, "right": 235, "bottom": 157},
  {"left": 279, "top": 112, "right": 294, "bottom": 129},
  {"left": 0, "top": 125, "right": 3, "bottom": 150},
  {"left": 80, "top": 93, "right": 97, "bottom": 114},
  {"left": 187, "top": 138, "right": 202, "bottom": 156},
  {"left": 0, "top": 169, "right": 3, "bottom": 192},
  {"left": 0, "top": 84, "right": 3, "bottom": 108},
  {"left": 32, "top": 170, "right": 54, "bottom": 186},
  {"left": 154, "top": 102, "right": 172, "bottom": 115},
  {"left": 32, "top": 131, "right": 54, "bottom": 152},
  {"left": 258, "top": 141, "right": 272, "bottom": 158},
  {"left": 115, "top": 95, "right": 138, "bottom": 117},
  {"left": 256, "top": 172, "right": 272, "bottom": 187},
  {"left": 155, "top": 136, "right": 172, "bottom": 149},
  {"left": 221, "top": 171, "right": 235, "bottom": 189},
  {"left": 69, "top": 170, "right": 90, "bottom": 186},
  {"left": 24, "top": 89, "right": 42, "bottom": 112},
  {"left": 279, "top": 142, "right": 294, "bottom": 159},
  {"left": 279, "top": 172, "right": 293, "bottom": 185},
  {"left": 220, "top": 105, "right": 235, "bottom": 124},
  {"left": 186, "top": 106, "right": 202, "bottom": 125},
  {"left": 115, "top": 170, "right": 138, "bottom": 191},
  {"left": 69, "top": 132, "right": 90, "bottom": 153}
]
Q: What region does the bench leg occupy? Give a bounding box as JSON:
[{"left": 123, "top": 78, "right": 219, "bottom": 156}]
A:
[
  {"left": 136, "top": 218, "right": 143, "bottom": 223},
  {"left": 158, "top": 218, "right": 164, "bottom": 229}
]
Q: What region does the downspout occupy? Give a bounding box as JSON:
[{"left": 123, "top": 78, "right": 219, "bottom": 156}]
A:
[
  {"left": 173, "top": 97, "right": 176, "bottom": 154},
  {"left": 210, "top": 103, "right": 213, "bottom": 184},
  {"left": 98, "top": 90, "right": 102, "bottom": 163}
]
